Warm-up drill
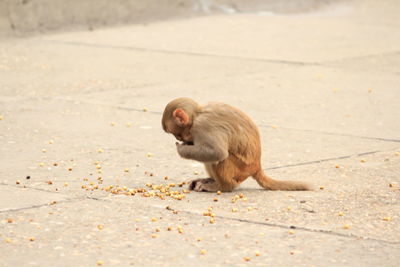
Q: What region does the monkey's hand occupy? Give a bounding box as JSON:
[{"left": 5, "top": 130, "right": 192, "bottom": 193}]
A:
[
  {"left": 176, "top": 142, "right": 192, "bottom": 159},
  {"left": 175, "top": 141, "right": 228, "bottom": 162}
]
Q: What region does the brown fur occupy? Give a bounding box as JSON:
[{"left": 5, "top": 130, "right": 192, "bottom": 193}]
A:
[{"left": 162, "top": 97, "right": 311, "bottom": 192}]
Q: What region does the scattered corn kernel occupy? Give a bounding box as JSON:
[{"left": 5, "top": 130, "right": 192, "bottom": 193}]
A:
[
  {"left": 231, "top": 208, "right": 238, "bottom": 212},
  {"left": 42, "top": 149, "right": 47, "bottom": 153},
  {"left": 126, "top": 122, "right": 132, "bottom": 127},
  {"left": 97, "top": 148, "right": 103, "bottom": 153},
  {"left": 287, "top": 206, "right": 292, "bottom": 211},
  {"left": 383, "top": 217, "right": 392, "bottom": 221},
  {"left": 288, "top": 230, "right": 295, "bottom": 234},
  {"left": 343, "top": 224, "right": 351, "bottom": 229},
  {"left": 248, "top": 207, "right": 254, "bottom": 211},
  {"left": 28, "top": 237, "right": 35, "bottom": 242},
  {"left": 151, "top": 234, "right": 157, "bottom": 238},
  {"left": 217, "top": 191, "right": 222, "bottom": 195},
  {"left": 64, "top": 182, "right": 69, "bottom": 187},
  {"left": 97, "top": 260, "right": 104, "bottom": 266},
  {"left": 48, "top": 140, "right": 54, "bottom": 144},
  {"left": 46, "top": 180, "right": 53, "bottom": 185},
  {"left": 338, "top": 212, "right": 344, "bottom": 216},
  {"left": 124, "top": 168, "right": 129, "bottom": 172},
  {"left": 6, "top": 218, "right": 13, "bottom": 223},
  {"left": 200, "top": 249, "right": 206, "bottom": 255},
  {"left": 196, "top": 237, "right": 203, "bottom": 242},
  {"left": 110, "top": 122, "right": 116, "bottom": 126},
  {"left": 395, "top": 152, "right": 400, "bottom": 156},
  {"left": 146, "top": 152, "right": 154, "bottom": 158},
  {"left": 167, "top": 226, "right": 173, "bottom": 231},
  {"left": 39, "top": 162, "right": 45, "bottom": 167},
  {"left": 97, "top": 224, "right": 104, "bottom": 230},
  {"left": 151, "top": 217, "right": 157, "bottom": 222},
  {"left": 360, "top": 159, "right": 366, "bottom": 163},
  {"left": 244, "top": 257, "right": 251, "bottom": 262},
  {"left": 143, "top": 107, "right": 149, "bottom": 112},
  {"left": 255, "top": 251, "right": 261, "bottom": 256},
  {"left": 209, "top": 218, "right": 215, "bottom": 224},
  {"left": 0, "top": 115, "right": 3, "bottom": 120},
  {"left": 335, "top": 164, "right": 340, "bottom": 168},
  {"left": 194, "top": 170, "right": 199, "bottom": 175},
  {"left": 5, "top": 238, "right": 12, "bottom": 243},
  {"left": 16, "top": 180, "right": 20, "bottom": 185}
]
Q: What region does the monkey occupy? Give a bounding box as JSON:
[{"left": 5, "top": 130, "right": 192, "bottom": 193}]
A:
[{"left": 162, "top": 97, "right": 311, "bottom": 192}]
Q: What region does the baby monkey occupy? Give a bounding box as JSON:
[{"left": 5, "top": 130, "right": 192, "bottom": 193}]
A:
[{"left": 162, "top": 97, "right": 310, "bottom": 192}]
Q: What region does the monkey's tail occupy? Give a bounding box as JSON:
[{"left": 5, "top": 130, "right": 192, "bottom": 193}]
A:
[{"left": 253, "top": 170, "right": 311, "bottom": 191}]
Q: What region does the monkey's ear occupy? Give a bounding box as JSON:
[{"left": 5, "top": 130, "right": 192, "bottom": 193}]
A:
[{"left": 172, "top": 108, "right": 189, "bottom": 126}]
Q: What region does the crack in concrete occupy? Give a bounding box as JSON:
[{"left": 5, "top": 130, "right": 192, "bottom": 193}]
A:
[{"left": 46, "top": 40, "right": 318, "bottom": 66}]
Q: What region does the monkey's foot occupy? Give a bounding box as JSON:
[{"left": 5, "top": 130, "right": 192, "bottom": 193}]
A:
[{"left": 189, "top": 178, "right": 219, "bottom": 192}]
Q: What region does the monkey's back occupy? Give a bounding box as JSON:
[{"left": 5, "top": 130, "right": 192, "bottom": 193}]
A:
[{"left": 197, "top": 103, "right": 262, "bottom": 165}]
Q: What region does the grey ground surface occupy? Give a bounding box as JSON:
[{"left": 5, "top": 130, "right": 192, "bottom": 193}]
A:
[{"left": 0, "top": 0, "right": 399, "bottom": 266}]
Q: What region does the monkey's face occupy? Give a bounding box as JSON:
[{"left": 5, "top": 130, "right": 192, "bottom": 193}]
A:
[{"left": 173, "top": 127, "right": 193, "bottom": 145}]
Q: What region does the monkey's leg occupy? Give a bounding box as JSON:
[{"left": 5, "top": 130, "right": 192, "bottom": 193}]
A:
[
  {"left": 188, "top": 163, "right": 218, "bottom": 192},
  {"left": 189, "top": 158, "right": 249, "bottom": 192}
]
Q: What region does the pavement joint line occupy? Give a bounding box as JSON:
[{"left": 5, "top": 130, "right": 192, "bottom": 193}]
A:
[
  {"left": 0, "top": 196, "right": 87, "bottom": 214},
  {"left": 264, "top": 149, "right": 387, "bottom": 170},
  {"left": 46, "top": 40, "right": 318, "bottom": 66},
  {"left": 260, "top": 124, "right": 400, "bottom": 143},
  {"left": 98, "top": 197, "right": 399, "bottom": 245},
  {"left": 209, "top": 214, "right": 400, "bottom": 245},
  {"left": 2, "top": 186, "right": 398, "bottom": 245},
  {"left": 0, "top": 182, "right": 63, "bottom": 195},
  {"left": 44, "top": 95, "right": 400, "bottom": 144},
  {"left": 321, "top": 50, "right": 400, "bottom": 64}
]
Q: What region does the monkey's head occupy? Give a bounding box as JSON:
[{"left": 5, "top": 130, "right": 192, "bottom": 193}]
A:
[{"left": 162, "top": 98, "right": 199, "bottom": 145}]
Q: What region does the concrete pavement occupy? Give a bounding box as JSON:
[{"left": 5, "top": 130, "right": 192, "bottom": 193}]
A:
[{"left": 0, "top": 0, "right": 399, "bottom": 266}]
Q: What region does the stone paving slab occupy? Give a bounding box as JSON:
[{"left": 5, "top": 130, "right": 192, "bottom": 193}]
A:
[{"left": 1, "top": 1, "right": 399, "bottom": 266}]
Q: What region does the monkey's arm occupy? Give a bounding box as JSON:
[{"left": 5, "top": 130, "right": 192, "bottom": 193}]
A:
[{"left": 176, "top": 132, "right": 228, "bottom": 162}]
